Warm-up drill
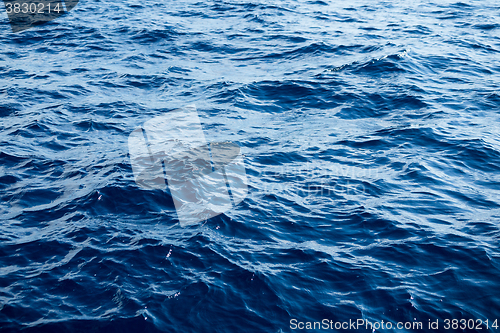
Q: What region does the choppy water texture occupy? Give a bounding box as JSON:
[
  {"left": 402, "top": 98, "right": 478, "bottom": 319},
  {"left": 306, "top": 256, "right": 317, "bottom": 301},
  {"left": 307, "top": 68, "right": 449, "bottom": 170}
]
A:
[{"left": 1, "top": 0, "right": 500, "bottom": 332}]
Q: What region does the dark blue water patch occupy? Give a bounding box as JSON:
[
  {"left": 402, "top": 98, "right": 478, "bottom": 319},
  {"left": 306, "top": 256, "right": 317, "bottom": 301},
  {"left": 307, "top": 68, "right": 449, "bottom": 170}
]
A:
[
  {"left": 72, "top": 119, "right": 126, "bottom": 133},
  {"left": 234, "top": 80, "right": 347, "bottom": 111},
  {"left": 403, "top": 25, "right": 434, "bottom": 35},
  {"left": 0, "top": 104, "right": 21, "bottom": 117},
  {"left": 453, "top": 139, "right": 500, "bottom": 173},
  {"left": 189, "top": 40, "right": 251, "bottom": 55},
  {"left": 334, "top": 93, "right": 427, "bottom": 119},
  {"left": 209, "top": 3, "right": 238, "bottom": 13},
  {"left": 473, "top": 23, "right": 500, "bottom": 31},
  {"left": 484, "top": 92, "right": 500, "bottom": 106},
  {"left": 2, "top": 0, "right": 500, "bottom": 331},
  {"left": 352, "top": 55, "right": 407, "bottom": 75},
  {"left": 130, "top": 27, "right": 180, "bottom": 44},
  {"left": 1, "top": 315, "right": 163, "bottom": 333}
]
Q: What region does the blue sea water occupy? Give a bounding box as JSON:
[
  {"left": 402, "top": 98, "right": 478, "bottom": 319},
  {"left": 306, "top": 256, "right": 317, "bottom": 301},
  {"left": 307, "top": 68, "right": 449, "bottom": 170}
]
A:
[{"left": 1, "top": 0, "right": 500, "bottom": 332}]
